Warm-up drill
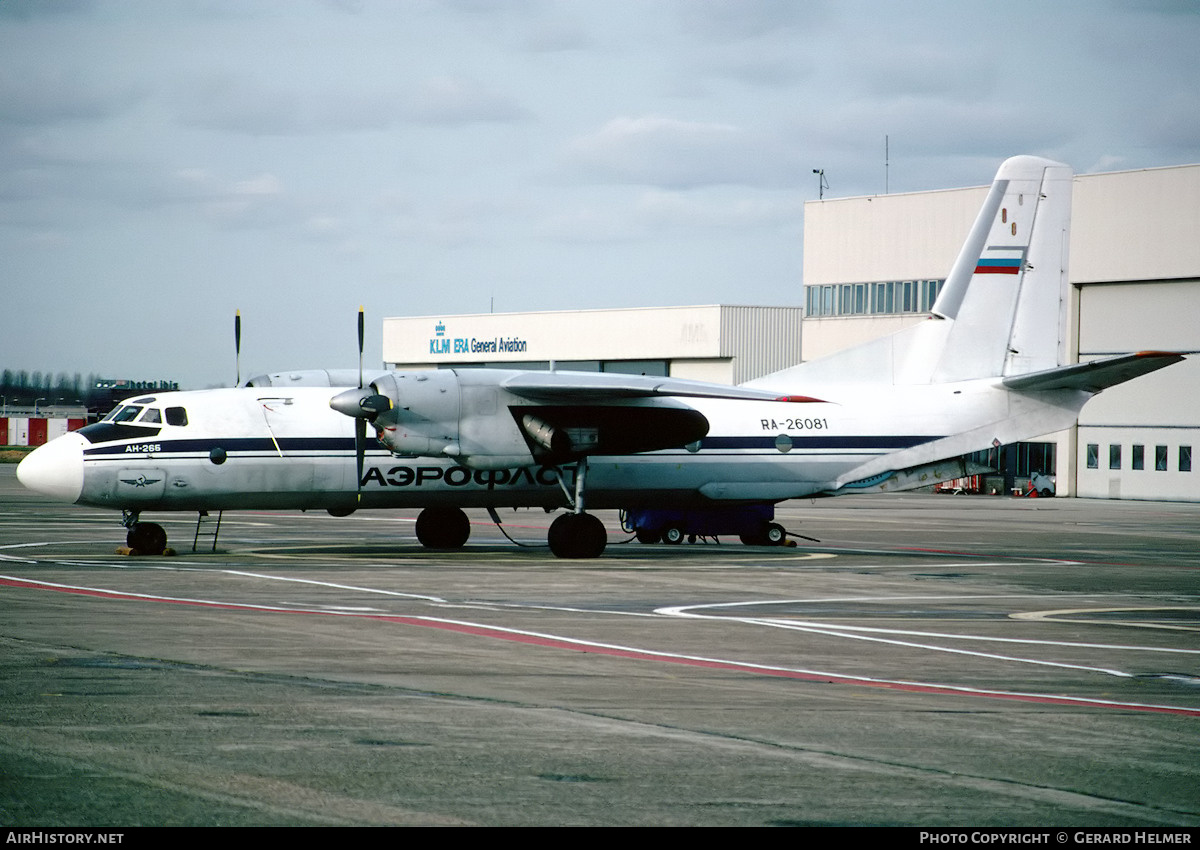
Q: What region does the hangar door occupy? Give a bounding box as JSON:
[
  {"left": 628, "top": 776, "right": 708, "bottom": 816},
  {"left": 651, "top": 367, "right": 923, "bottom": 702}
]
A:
[{"left": 1075, "top": 280, "right": 1200, "bottom": 501}]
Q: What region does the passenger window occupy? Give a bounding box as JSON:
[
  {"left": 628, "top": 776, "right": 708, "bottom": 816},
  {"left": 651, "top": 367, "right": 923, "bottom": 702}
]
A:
[
  {"left": 1086, "top": 444, "right": 1098, "bottom": 469},
  {"left": 166, "top": 407, "right": 188, "bottom": 427}
]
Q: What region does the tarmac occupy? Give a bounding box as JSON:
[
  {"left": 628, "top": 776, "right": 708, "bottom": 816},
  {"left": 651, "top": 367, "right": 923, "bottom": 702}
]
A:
[{"left": 2, "top": 464, "right": 1198, "bottom": 827}]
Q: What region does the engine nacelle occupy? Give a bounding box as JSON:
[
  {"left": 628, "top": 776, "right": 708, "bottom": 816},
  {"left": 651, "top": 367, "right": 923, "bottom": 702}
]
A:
[
  {"left": 370, "top": 370, "right": 459, "bottom": 457},
  {"left": 369, "top": 370, "right": 537, "bottom": 469}
]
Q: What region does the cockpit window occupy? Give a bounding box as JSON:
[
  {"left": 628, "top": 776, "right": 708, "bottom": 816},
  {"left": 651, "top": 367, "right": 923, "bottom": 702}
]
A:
[
  {"left": 165, "top": 407, "right": 188, "bottom": 427},
  {"left": 111, "top": 405, "right": 143, "bottom": 423},
  {"left": 140, "top": 408, "right": 162, "bottom": 424}
]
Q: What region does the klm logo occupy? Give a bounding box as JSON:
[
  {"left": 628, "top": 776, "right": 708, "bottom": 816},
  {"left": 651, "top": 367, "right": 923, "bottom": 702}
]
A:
[{"left": 430, "top": 320, "right": 450, "bottom": 354}]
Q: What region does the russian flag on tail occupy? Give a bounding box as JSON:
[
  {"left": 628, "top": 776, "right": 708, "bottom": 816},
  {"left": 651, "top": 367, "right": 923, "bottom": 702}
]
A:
[{"left": 975, "top": 246, "right": 1027, "bottom": 275}]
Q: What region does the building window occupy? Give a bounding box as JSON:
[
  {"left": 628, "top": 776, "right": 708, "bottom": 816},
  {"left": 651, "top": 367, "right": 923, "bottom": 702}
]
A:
[
  {"left": 1017, "top": 441, "right": 1056, "bottom": 477},
  {"left": 804, "top": 279, "right": 945, "bottom": 318},
  {"left": 1109, "top": 444, "right": 1121, "bottom": 470},
  {"left": 1132, "top": 444, "right": 1144, "bottom": 470},
  {"left": 1156, "top": 445, "right": 1168, "bottom": 471},
  {"left": 1181, "top": 445, "right": 1192, "bottom": 473},
  {"left": 1086, "top": 444, "right": 1099, "bottom": 469},
  {"left": 602, "top": 360, "right": 668, "bottom": 377}
]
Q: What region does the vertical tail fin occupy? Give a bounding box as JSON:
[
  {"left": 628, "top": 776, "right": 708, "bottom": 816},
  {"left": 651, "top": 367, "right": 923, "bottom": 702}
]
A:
[
  {"left": 748, "top": 155, "right": 1074, "bottom": 391},
  {"left": 930, "top": 155, "right": 1073, "bottom": 381}
]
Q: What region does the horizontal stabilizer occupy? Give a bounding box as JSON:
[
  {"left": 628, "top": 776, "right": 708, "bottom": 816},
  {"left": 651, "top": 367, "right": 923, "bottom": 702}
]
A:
[{"left": 1001, "top": 351, "right": 1184, "bottom": 394}]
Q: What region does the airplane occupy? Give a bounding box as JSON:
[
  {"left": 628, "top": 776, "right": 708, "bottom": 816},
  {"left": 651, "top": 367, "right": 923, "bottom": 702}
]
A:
[{"left": 16, "top": 155, "right": 1184, "bottom": 559}]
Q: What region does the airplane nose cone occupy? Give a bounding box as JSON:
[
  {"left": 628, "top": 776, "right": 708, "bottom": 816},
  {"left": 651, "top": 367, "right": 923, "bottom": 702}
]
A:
[{"left": 16, "top": 433, "right": 86, "bottom": 503}]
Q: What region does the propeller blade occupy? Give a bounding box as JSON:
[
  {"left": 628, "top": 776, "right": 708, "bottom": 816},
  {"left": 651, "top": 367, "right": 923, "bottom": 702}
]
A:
[
  {"left": 234, "top": 310, "right": 242, "bottom": 387},
  {"left": 357, "top": 305, "right": 365, "bottom": 389},
  {"left": 355, "top": 418, "right": 366, "bottom": 503}
]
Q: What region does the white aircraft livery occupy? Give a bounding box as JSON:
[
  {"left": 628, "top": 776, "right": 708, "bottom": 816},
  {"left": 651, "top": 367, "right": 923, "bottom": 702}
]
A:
[{"left": 17, "top": 156, "right": 1184, "bottom": 558}]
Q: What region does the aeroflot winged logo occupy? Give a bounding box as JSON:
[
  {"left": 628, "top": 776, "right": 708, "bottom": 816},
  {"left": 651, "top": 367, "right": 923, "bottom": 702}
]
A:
[{"left": 120, "top": 474, "right": 163, "bottom": 488}]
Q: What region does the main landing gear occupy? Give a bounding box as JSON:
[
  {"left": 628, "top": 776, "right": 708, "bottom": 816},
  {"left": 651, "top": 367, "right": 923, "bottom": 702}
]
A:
[
  {"left": 414, "top": 506, "right": 471, "bottom": 549},
  {"left": 411, "top": 463, "right": 606, "bottom": 559},
  {"left": 546, "top": 457, "right": 606, "bottom": 559},
  {"left": 547, "top": 512, "right": 606, "bottom": 559}
]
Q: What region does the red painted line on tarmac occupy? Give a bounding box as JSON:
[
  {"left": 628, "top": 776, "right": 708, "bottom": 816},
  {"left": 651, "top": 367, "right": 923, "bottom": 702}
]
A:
[{"left": 5, "top": 575, "right": 1199, "bottom": 718}]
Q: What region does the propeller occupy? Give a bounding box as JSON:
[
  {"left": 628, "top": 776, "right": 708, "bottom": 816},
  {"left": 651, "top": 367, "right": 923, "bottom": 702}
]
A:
[{"left": 329, "top": 307, "right": 392, "bottom": 501}]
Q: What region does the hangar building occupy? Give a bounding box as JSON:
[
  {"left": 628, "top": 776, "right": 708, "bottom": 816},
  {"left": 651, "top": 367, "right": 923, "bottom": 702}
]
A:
[
  {"left": 383, "top": 305, "right": 804, "bottom": 386},
  {"left": 382, "top": 161, "right": 1199, "bottom": 502}
]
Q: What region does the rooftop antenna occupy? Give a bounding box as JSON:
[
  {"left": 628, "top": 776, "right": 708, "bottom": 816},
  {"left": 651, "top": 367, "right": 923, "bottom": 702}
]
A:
[
  {"left": 812, "top": 168, "right": 828, "bottom": 200},
  {"left": 885, "top": 135, "right": 890, "bottom": 195}
]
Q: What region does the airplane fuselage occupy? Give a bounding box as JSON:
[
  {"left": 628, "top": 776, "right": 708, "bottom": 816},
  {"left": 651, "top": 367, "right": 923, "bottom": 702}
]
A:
[{"left": 21, "top": 377, "right": 1086, "bottom": 515}]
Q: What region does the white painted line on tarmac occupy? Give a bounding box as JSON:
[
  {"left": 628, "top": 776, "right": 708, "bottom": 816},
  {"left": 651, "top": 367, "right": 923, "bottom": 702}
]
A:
[{"left": 221, "top": 569, "right": 446, "bottom": 603}]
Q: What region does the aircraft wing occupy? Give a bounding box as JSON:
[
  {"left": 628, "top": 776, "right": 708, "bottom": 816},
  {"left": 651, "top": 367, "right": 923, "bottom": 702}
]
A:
[
  {"left": 1001, "top": 351, "right": 1184, "bottom": 394},
  {"left": 501, "top": 371, "right": 821, "bottom": 403}
]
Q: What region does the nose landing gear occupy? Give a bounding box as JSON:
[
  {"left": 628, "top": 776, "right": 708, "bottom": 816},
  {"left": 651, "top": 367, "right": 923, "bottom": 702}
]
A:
[{"left": 121, "top": 511, "right": 169, "bottom": 556}]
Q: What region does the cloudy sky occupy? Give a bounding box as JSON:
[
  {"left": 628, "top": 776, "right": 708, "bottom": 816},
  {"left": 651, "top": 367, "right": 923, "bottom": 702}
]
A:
[{"left": 2, "top": 0, "right": 1197, "bottom": 391}]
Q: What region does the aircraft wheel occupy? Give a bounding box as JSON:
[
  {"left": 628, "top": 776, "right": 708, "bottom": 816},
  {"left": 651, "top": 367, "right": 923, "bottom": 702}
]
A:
[
  {"left": 635, "top": 528, "right": 660, "bottom": 544},
  {"left": 548, "top": 513, "right": 607, "bottom": 559},
  {"left": 415, "top": 507, "right": 470, "bottom": 549},
  {"left": 740, "top": 522, "right": 786, "bottom": 546},
  {"left": 127, "top": 522, "right": 167, "bottom": 556},
  {"left": 661, "top": 525, "right": 685, "bottom": 545}
]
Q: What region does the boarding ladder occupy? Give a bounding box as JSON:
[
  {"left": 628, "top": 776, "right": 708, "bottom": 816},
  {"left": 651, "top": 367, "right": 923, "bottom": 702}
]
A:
[{"left": 192, "top": 510, "right": 224, "bottom": 553}]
